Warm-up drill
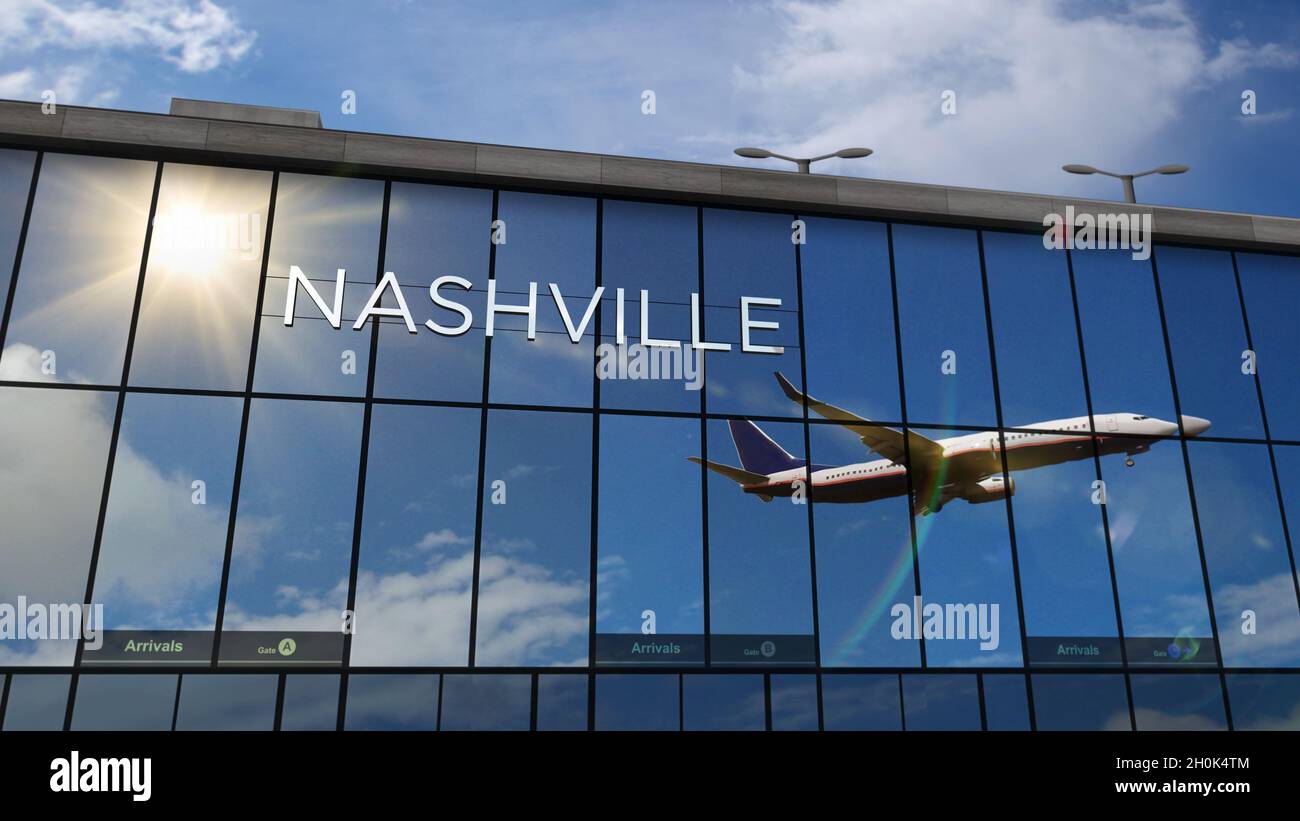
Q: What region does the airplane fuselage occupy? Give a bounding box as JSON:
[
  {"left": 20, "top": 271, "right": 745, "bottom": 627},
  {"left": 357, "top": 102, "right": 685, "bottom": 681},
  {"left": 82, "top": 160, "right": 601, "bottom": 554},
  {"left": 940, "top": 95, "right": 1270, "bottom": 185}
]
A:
[{"left": 743, "top": 413, "right": 1193, "bottom": 506}]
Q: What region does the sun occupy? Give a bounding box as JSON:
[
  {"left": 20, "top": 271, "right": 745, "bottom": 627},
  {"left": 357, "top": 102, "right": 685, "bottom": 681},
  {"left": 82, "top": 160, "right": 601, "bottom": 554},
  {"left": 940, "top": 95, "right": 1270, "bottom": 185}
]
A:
[{"left": 149, "top": 201, "right": 230, "bottom": 279}]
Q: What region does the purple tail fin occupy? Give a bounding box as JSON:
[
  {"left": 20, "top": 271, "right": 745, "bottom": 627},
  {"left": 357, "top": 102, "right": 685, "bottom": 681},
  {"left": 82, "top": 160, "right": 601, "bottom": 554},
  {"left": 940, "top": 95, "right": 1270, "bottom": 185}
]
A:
[{"left": 728, "top": 419, "right": 805, "bottom": 475}]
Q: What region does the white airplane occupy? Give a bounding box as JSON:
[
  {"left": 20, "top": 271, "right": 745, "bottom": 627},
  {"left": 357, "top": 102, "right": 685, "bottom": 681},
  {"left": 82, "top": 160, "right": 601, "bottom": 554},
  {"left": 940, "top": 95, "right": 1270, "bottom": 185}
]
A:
[{"left": 689, "top": 372, "right": 1211, "bottom": 516}]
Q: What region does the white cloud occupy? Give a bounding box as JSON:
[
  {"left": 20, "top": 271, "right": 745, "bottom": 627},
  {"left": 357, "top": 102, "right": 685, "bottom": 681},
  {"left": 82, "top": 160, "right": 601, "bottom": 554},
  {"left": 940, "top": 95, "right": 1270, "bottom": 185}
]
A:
[
  {"left": 713, "top": 0, "right": 1243, "bottom": 191},
  {"left": 2, "top": 0, "right": 256, "bottom": 73},
  {"left": 0, "top": 0, "right": 254, "bottom": 108},
  {"left": 1205, "top": 38, "right": 1300, "bottom": 81},
  {"left": 414, "top": 528, "right": 469, "bottom": 551}
]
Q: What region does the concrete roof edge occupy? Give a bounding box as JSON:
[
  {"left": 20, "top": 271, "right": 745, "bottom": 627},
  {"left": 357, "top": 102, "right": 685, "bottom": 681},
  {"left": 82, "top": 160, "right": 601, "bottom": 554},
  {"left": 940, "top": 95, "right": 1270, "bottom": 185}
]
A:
[{"left": 1, "top": 99, "right": 1298, "bottom": 254}]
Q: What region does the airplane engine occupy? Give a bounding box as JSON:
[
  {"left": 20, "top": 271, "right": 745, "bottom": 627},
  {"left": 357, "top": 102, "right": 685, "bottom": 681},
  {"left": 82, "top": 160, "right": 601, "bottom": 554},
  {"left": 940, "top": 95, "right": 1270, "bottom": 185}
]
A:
[{"left": 964, "top": 475, "right": 1015, "bottom": 504}]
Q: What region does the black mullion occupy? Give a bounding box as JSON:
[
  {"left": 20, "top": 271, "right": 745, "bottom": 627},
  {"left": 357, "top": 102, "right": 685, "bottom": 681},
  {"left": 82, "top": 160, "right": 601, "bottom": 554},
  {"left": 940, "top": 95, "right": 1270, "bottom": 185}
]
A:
[
  {"left": 212, "top": 171, "right": 280, "bottom": 664},
  {"left": 65, "top": 160, "right": 164, "bottom": 730},
  {"left": 763, "top": 673, "right": 772, "bottom": 731},
  {"left": 436, "top": 673, "right": 445, "bottom": 731},
  {"left": 338, "top": 179, "right": 390, "bottom": 729},
  {"left": 697, "top": 206, "right": 711, "bottom": 666},
  {"left": 975, "top": 229, "right": 1031, "bottom": 670},
  {"left": 530, "top": 673, "right": 539, "bottom": 732},
  {"left": 815, "top": 672, "right": 824, "bottom": 731},
  {"left": 273, "top": 673, "right": 286, "bottom": 731},
  {"left": 0, "top": 150, "right": 41, "bottom": 352},
  {"left": 1231, "top": 251, "right": 1300, "bottom": 623},
  {"left": 1149, "top": 248, "right": 1228, "bottom": 725},
  {"left": 976, "top": 672, "right": 987, "bottom": 730},
  {"left": 886, "top": 223, "right": 926, "bottom": 667},
  {"left": 587, "top": 673, "right": 595, "bottom": 732},
  {"left": 897, "top": 673, "right": 906, "bottom": 731},
  {"left": 792, "top": 213, "right": 821, "bottom": 669},
  {"left": 1063, "top": 245, "right": 1131, "bottom": 728},
  {"left": 0, "top": 674, "right": 10, "bottom": 728},
  {"left": 170, "top": 674, "right": 182, "bottom": 731},
  {"left": 466, "top": 190, "right": 499, "bottom": 667},
  {"left": 588, "top": 198, "right": 602, "bottom": 672},
  {"left": 678, "top": 673, "right": 684, "bottom": 731},
  {"left": 1025, "top": 672, "right": 1037, "bottom": 731}
]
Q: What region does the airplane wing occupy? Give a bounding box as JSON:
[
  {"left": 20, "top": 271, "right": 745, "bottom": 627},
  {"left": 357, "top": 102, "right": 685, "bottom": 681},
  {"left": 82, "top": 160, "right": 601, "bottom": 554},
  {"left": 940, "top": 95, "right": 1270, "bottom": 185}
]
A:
[{"left": 773, "top": 372, "right": 946, "bottom": 467}]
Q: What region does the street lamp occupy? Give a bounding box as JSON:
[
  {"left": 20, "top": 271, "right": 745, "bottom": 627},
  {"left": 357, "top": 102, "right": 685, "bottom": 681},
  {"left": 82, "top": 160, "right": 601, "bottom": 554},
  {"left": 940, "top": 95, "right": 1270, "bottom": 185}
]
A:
[
  {"left": 735, "top": 146, "right": 873, "bottom": 173},
  {"left": 1061, "top": 163, "right": 1189, "bottom": 203}
]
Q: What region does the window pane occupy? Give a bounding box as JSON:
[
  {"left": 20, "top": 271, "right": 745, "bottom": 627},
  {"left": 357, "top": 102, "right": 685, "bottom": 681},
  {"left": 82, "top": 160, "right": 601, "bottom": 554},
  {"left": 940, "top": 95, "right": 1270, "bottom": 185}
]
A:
[
  {"left": 705, "top": 418, "right": 815, "bottom": 665},
  {"left": 489, "top": 192, "right": 595, "bottom": 407},
  {"left": 1225, "top": 674, "right": 1300, "bottom": 730},
  {"left": 595, "top": 674, "right": 677, "bottom": 731},
  {"left": 908, "top": 427, "right": 1022, "bottom": 667},
  {"left": 800, "top": 218, "right": 899, "bottom": 423},
  {"left": 351, "top": 404, "right": 479, "bottom": 666},
  {"left": 1098, "top": 438, "right": 1214, "bottom": 666},
  {"left": 1, "top": 153, "right": 155, "bottom": 385},
  {"left": 701, "top": 208, "right": 801, "bottom": 418},
  {"left": 1031, "top": 674, "right": 1129, "bottom": 731},
  {"left": 373, "top": 182, "right": 490, "bottom": 402},
  {"left": 2, "top": 674, "right": 70, "bottom": 731},
  {"left": 476, "top": 410, "right": 590, "bottom": 666},
  {"left": 537, "top": 675, "right": 587, "bottom": 731},
  {"left": 1071, "top": 248, "right": 1177, "bottom": 424},
  {"left": 0, "top": 149, "right": 36, "bottom": 318},
  {"left": 281, "top": 674, "right": 339, "bottom": 731},
  {"left": 1186, "top": 441, "right": 1300, "bottom": 667},
  {"left": 1129, "top": 674, "right": 1226, "bottom": 731},
  {"left": 598, "top": 200, "right": 700, "bottom": 412},
  {"left": 982, "top": 674, "right": 1030, "bottom": 731},
  {"left": 254, "top": 173, "right": 383, "bottom": 396},
  {"left": 71, "top": 674, "right": 176, "bottom": 730},
  {"left": 1236, "top": 252, "right": 1300, "bottom": 440},
  {"left": 439, "top": 674, "right": 531, "bottom": 731},
  {"left": 343, "top": 674, "right": 438, "bottom": 730},
  {"left": 596, "top": 414, "right": 703, "bottom": 664},
  {"left": 682, "top": 674, "right": 764, "bottom": 731},
  {"left": 770, "top": 674, "right": 819, "bottom": 731},
  {"left": 174, "top": 674, "right": 276, "bottom": 730},
  {"left": 89, "top": 394, "right": 242, "bottom": 665},
  {"left": 809, "top": 420, "right": 919, "bottom": 667},
  {"left": 821, "top": 674, "right": 901, "bottom": 730},
  {"left": 0, "top": 387, "right": 114, "bottom": 666},
  {"left": 983, "top": 231, "right": 1087, "bottom": 426},
  {"left": 902, "top": 674, "right": 980, "bottom": 730},
  {"left": 129, "top": 163, "right": 271, "bottom": 390},
  {"left": 893, "top": 225, "right": 995, "bottom": 428},
  {"left": 220, "top": 399, "right": 363, "bottom": 664},
  {"left": 1157, "top": 246, "right": 1261, "bottom": 439},
  {"left": 1011, "top": 433, "right": 1120, "bottom": 665}
]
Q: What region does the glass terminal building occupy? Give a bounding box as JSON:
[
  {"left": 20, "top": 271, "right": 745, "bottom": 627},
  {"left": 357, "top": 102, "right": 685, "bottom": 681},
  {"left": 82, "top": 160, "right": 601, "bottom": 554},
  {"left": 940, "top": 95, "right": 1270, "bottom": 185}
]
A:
[{"left": 1, "top": 98, "right": 1299, "bottom": 731}]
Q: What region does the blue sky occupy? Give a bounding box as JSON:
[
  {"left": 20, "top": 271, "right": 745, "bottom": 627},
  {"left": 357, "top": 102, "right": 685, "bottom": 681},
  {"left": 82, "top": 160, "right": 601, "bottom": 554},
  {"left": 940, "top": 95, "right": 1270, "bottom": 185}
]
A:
[{"left": 2, "top": 0, "right": 1300, "bottom": 215}]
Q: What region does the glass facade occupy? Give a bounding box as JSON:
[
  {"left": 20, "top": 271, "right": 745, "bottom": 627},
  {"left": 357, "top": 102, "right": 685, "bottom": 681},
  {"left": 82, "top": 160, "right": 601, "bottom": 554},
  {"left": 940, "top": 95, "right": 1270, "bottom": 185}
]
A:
[{"left": 1, "top": 148, "right": 1298, "bottom": 731}]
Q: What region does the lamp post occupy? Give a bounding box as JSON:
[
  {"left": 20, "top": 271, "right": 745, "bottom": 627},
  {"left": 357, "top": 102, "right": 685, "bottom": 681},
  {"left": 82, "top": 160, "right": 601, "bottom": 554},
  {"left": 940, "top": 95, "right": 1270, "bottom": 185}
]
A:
[
  {"left": 1061, "top": 163, "right": 1189, "bottom": 203},
  {"left": 735, "top": 146, "right": 873, "bottom": 173}
]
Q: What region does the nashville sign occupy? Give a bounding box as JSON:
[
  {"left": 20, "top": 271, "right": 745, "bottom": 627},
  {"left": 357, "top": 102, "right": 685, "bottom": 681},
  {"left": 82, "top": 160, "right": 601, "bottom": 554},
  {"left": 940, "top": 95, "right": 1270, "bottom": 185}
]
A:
[{"left": 282, "top": 266, "right": 786, "bottom": 354}]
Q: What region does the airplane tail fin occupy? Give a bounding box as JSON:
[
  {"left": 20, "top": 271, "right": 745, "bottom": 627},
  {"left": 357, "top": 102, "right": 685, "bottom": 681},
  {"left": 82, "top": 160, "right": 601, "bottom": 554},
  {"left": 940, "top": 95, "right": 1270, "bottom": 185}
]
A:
[{"left": 727, "top": 418, "right": 805, "bottom": 474}]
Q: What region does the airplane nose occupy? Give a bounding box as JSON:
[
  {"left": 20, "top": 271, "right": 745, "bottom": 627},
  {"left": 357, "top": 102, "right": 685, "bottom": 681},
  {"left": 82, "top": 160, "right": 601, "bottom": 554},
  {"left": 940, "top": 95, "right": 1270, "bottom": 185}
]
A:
[{"left": 1181, "top": 415, "right": 1211, "bottom": 437}]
